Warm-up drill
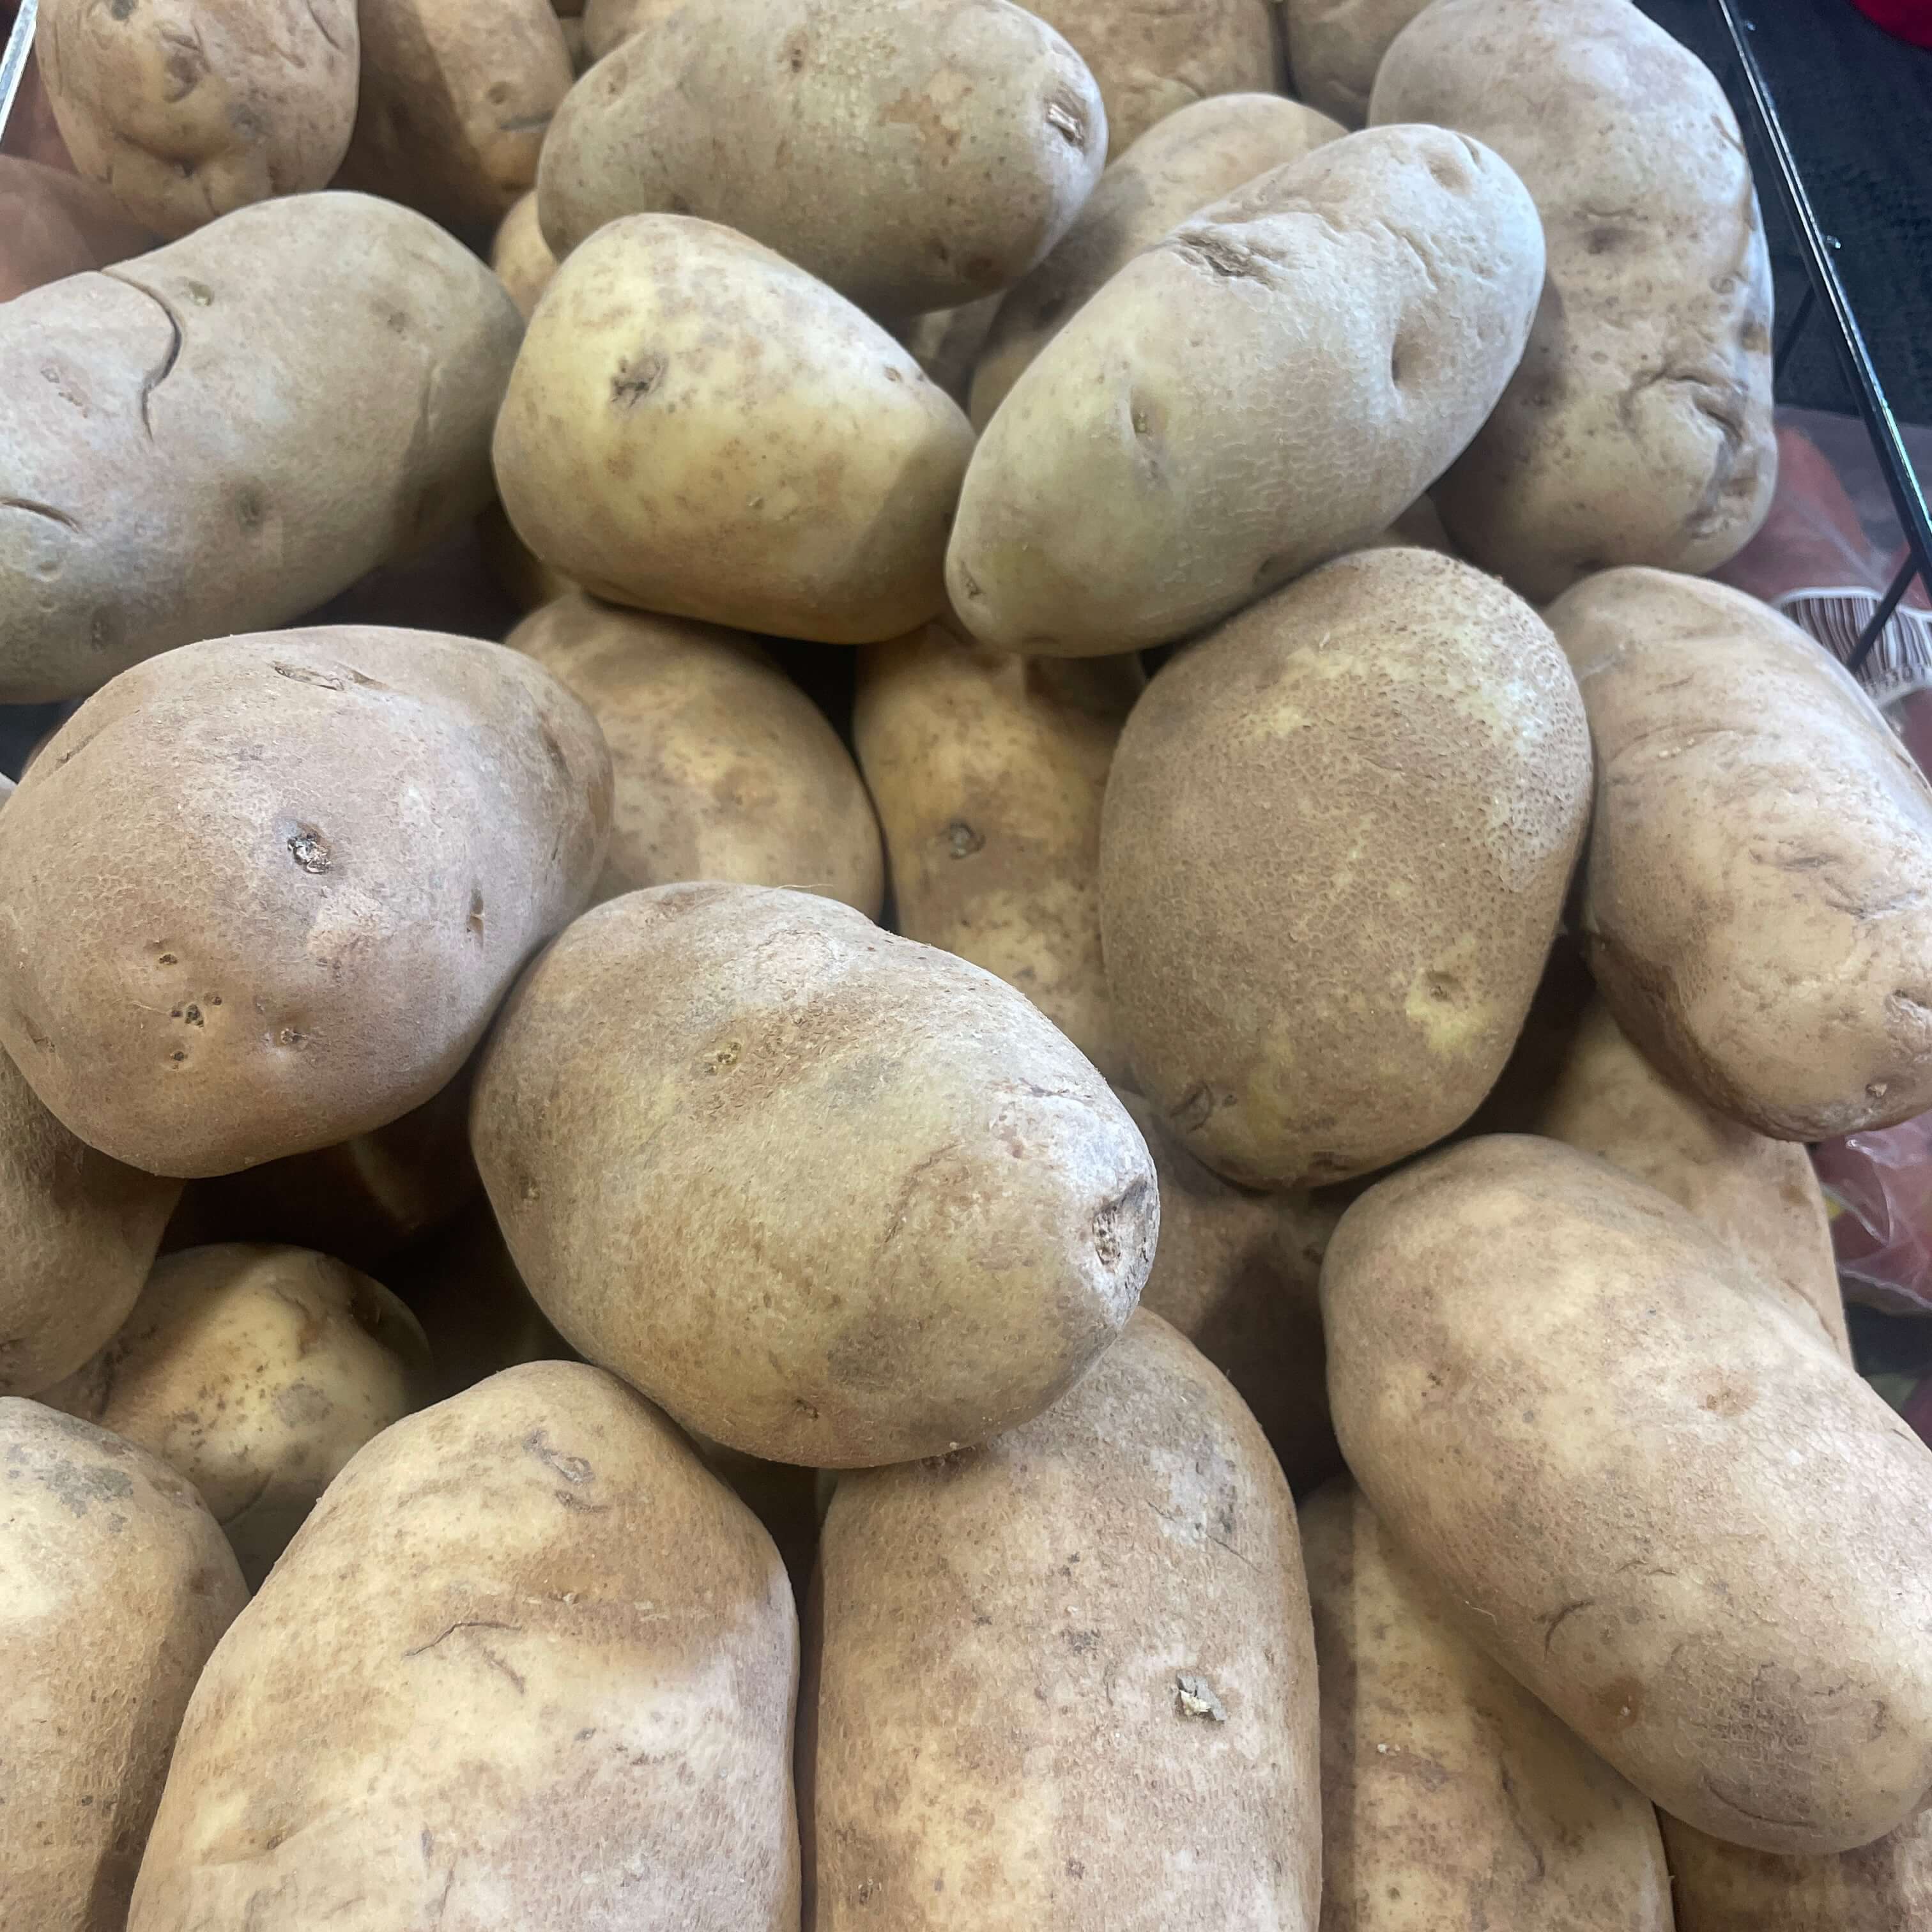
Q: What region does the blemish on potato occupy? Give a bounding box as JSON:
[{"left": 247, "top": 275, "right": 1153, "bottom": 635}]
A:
[{"left": 287, "top": 829, "right": 332, "bottom": 874}]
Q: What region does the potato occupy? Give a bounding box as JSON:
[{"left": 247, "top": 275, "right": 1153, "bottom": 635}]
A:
[
  {"left": 1, "top": 1400, "right": 246, "bottom": 1932},
  {"left": 42, "top": 1245, "right": 434, "bottom": 1587},
  {"left": 1100, "top": 548, "right": 1590, "bottom": 1188},
  {"left": 493, "top": 215, "right": 974, "bottom": 644},
  {"left": 488, "top": 190, "right": 557, "bottom": 319},
  {"left": 1370, "top": 0, "right": 1776, "bottom": 599},
  {"left": 0, "top": 626, "right": 611, "bottom": 1179},
  {"left": 536, "top": 0, "right": 1106, "bottom": 317},
  {"left": 1303, "top": 1477, "right": 1673, "bottom": 1928},
  {"left": 1282, "top": 0, "right": 1430, "bottom": 126},
  {"left": 853, "top": 624, "right": 1140, "bottom": 1079},
  {"left": 970, "top": 93, "right": 1342, "bottom": 427},
  {"left": 477, "top": 498, "right": 575, "bottom": 614},
  {"left": 1323, "top": 1133, "right": 1932, "bottom": 1855},
  {"left": 1550, "top": 567, "right": 1932, "bottom": 1139},
  {"left": 560, "top": 15, "right": 592, "bottom": 72},
  {"left": 806, "top": 1310, "right": 1319, "bottom": 1929},
  {"left": 512, "top": 591, "right": 885, "bottom": 915},
  {"left": 37, "top": 0, "right": 359, "bottom": 238},
  {"left": 897, "top": 296, "right": 1002, "bottom": 404},
  {"left": 0, "top": 192, "right": 521, "bottom": 703},
  {"left": 581, "top": 0, "right": 675, "bottom": 59},
  {"left": 127, "top": 1361, "right": 799, "bottom": 1929},
  {"left": 472, "top": 883, "right": 1156, "bottom": 1466},
  {"left": 0, "top": 154, "right": 156, "bottom": 301},
  {"left": 947, "top": 124, "right": 1544, "bottom": 654}
]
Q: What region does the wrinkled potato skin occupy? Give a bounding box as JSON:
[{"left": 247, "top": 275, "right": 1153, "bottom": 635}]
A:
[
  {"left": 489, "top": 190, "right": 558, "bottom": 318},
  {"left": 0, "top": 155, "right": 155, "bottom": 300},
  {"left": 807, "top": 1312, "right": 1320, "bottom": 1930},
  {"left": 128, "top": 1362, "right": 800, "bottom": 1931},
  {"left": 1551, "top": 568, "right": 1932, "bottom": 1139},
  {"left": 0, "top": 627, "right": 611, "bottom": 1179},
  {"left": 1303, "top": 1478, "right": 1673, "bottom": 1931},
  {"left": 1371, "top": 0, "right": 1775, "bottom": 599},
  {"left": 537, "top": 0, "right": 1105, "bottom": 316},
  {"left": 512, "top": 592, "right": 885, "bottom": 915},
  {"left": 970, "top": 92, "right": 1342, "bottom": 428},
  {"left": 947, "top": 125, "right": 1545, "bottom": 654},
  {"left": 1101, "top": 549, "right": 1590, "bottom": 1188},
  {"left": 0, "top": 1401, "right": 246, "bottom": 1932},
  {"left": 1323, "top": 1135, "right": 1932, "bottom": 1855},
  {"left": 494, "top": 216, "right": 974, "bottom": 645},
  {"left": 0, "top": 193, "right": 523, "bottom": 703},
  {"left": 1282, "top": 0, "right": 1430, "bottom": 126},
  {"left": 472, "top": 884, "right": 1157, "bottom": 1467},
  {"left": 854, "top": 625, "right": 1140, "bottom": 1079},
  {"left": 42, "top": 1245, "right": 434, "bottom": 1588}
]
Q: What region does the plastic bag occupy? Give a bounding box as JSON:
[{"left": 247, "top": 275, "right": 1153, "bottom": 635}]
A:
[{"left": 1814, "top": 1119, "right": 1932, "bottom": 1315}]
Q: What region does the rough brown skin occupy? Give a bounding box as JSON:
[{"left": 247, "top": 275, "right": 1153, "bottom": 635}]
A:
[
  {"left": 1303, "top": 1478, "right": 1673, "bottom": 1931},
  {"left": 1550, "top": 567, "right": 1932, "bottom": 1139},
  {"left": 0, "top": 192, "right": 523, "bottom": 704},
  {"left": 512, "top": 591, "right": 885, "bottom": 916},
  {"left": 1282, "top": 0, "right": 1431, "bottom": 126},
  {"left": 1100, "top": 548, "right": 1591, "bottom": 1188},
  {"left": 488, "top": 190, "right": 557, "bottom": 319},
  {"left": 854, "top": 625, "right": 1141, "bottom": 1080},
  {"left": 1323, "top": 1134, "right": 1932, "bottom": 1856},
  {"left": 0, "top": 626, "right": 612, "bottom": 1179},
  {"left": 1370, "top": 0, "right": 1776, "bottom": 600},
  {"left": 537, "top": 0, "right": 1107, "bottom": 317},
  {"left": 0, "top": 1400, "right": 246, "bottom": 1932},
  {"left": 0, "top": 154, "right": 155, "bottom": 300},
  {"left": 806, "top": 1311, "right": 1320, "bottom": 1929},
  {"left": 471, "top": 884, "right": 1157, "bottom": 1467},
  {"left": 127, "top": 1361, "right": 800, "bottom": 1931}
]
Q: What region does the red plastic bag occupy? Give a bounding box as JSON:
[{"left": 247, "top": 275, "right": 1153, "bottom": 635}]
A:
[{"left": 1814, "top": 1117, "right": 1932, "bottom": 1315}]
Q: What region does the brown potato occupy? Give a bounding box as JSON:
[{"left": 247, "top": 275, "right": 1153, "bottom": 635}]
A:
[
  {"left": 0, "top": 153, "right": 155, "bottom": 300},
  {"left": 488, "top": 189, "right": 557, "bottom": 319},
  {"left": 1282, "top": 0, "right": 1431, "bottom": 126}
]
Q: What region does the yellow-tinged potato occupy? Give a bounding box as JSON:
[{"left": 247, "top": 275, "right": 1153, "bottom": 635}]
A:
[
  {"left": 493, "top": 215, "right": 974, "bottom": 644},
  {"left": 0, "top": 154, "right": 157, "bottom": 301},
  {"left": 1101, "top": 548, "right": 1590, "bottom": 1188},
  {"left": 537, "top": 0, "right": 1105, "bottom": 317},
  {"left": 1282, "top": 0, "right": 1431, "bottom": 126},
  {"left": 512, "top": 591, "right": 885, "bottom": 914},
  {"left": 1551, "top": 567, "right": 1932, "bottom": 1139},
  {"left": 488, "top": 190, "right": 557, "bottom": 318},
  {"left": 1371, "top": 0, "right": 1775, "bottom": 599},
  {"left": 127, "top": 1361, "right": 799, "bottom": 1929},
  {"left": 1324, "top": 1134, "right": 1932, "bottom": 1855},
  {"left": 854, "top": 624, "right": 1140, "bottom": 1079},
  {"left": 471, "top": 884, "right": 1156, "bottom": 1467},
  {"left": 1, "top": 1400, "right": 246, "bottom": 1932},
  {"left": 948, "top": 124, "right": 1544, "bottom": 654},
  {"left": 806, "top": 1310, "right": 1319, "bottom": 1929}
]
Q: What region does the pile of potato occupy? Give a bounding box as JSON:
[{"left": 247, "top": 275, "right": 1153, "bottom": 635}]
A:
[{"left": 4, "top": 0, "right": 1931, "bottom": 1925}]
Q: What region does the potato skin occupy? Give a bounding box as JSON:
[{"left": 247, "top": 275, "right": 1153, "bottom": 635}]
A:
[
  {"left": 488, "top": 190, "right": 558, "bottom": 319},
  {"left": 471, "top": 884, "right": 1156, "bottom": 1466},
  {"left": 1370, "top": 0, "right": 1775, "bottom": 599},
  {"left": 581, "top": 0, "right": 677, "bottom": 58},
  {"left": 0, "top": 154, "right": 155, "bottom": 301},
  {"left": 1323, "top": 1134, "right": 1932, "bottom": 1855},
  {"left": 493, "top": 215, "right": 974, "bottom": 645},
  {"left": 127, "top": 1361, "right": 799, "bottom": 1931},
  {"left": 1303, "top": 1478, "right": 1673, "bottom": 1931},
  {"left": 512, "top": 591, "right": 885, "bottom": 915},
  {"left": 1550, "top": 567, "right": 1932, "bottom": 1139},
  {"left": 806, "top": 1310, "right": 1319, "bottom": 1929},
  {"left": 537, "top": 0, "right": 1106, "bottom": 316},
  {"left": 0, "top": 627, "right": 611, "bottom": 1179},
  {"left": 1101, "top": 548, "right": 1590, "bottom": 1188},
  {"left": 1282, "top": 0, "right": 1430, "bottom": 126},
  {"left": 0, "top": 192, "right": 522, "bottom": 703},
  {"left": 947, "top": 124, "right": 1544, "bottom": 654},
  {"left": 0, "top": 1400, "right": 246, "bottom": 1932}
]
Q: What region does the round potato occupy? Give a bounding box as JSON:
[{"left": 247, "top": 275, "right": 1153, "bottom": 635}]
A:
[
  {"left": 1, "top": 1400, "right": 246, "bottom": 1932},
  {"left": 536, "top": 0, "right": 1106, "bottom": 316},
  {"left": 0, "top": 154, "right": 155, "bottom": 301},
  {"left": 127, "top": 1361, "right": 799, "bottom": 1929},
  {"left": 511, "top": 591, "right": 884, "bottom": 915},
  {"left": 1282, "top": 0, "right": 1431, "bottom": 126},
  {"left": 471, "top": 883, "right": 1156, "bottom": 1466},
  {"left": 1100, "top": 548, "right": 1590, "bottom": 1188},
  {"left": 0, "top": 627, "right": 611, "bottom": 1178},
  {"left": 1324, "top": 1134, "right": 1932, "bottom": 1856},
  {"left": 947, "top": 123, "right": 1545, "bottom": 654},
  {"left": 897, "top": 296, "right": 1002, "bottom": 404},
  {"left": 807, "top": 1310, "right": 1319, "bottom": 1929},
  {"left": 489, "top": 190, "right": 558, "bottom": 319}
]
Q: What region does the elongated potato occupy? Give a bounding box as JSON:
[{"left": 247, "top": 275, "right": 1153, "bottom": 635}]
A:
[
  {"left": 1551, "top": 567, "right": 1932, "bottom": 1138},
  {"left": 0, "top": 192, "right": 522, "bottom": 703},
  {"left": 1371, "top": 0, "right": 1775, "bottom": 598},
  {"left": 128, "top": 1361, "right": 799, "bottom": 1929},
  {"left": 807, "top": 1310, "right": 1319, "bottom": 1929},
  {"left": 1324, "top": 1134, "right": 1932, "bottom": 1855},
  {"left": 489, "top": 190, "right": 558, "bottom": 318},
  {"left": 0, "top": 155, "right": 156, "bottom": 301},
  {"left": 1303, "top": 1478, "right": 1673, "bottom": 1929},
  {"left": 472, "top": 884, "right": 1156, "bottom": 1466},
  {"left": 948, "top": 123, "right": 1544, "bottom": 654},
  {"left": 0, "top": 627, "right": 611, "bottom": 1178},
  {"left": 1282, "top": 0, "right": 1430, "bottom": 126}
]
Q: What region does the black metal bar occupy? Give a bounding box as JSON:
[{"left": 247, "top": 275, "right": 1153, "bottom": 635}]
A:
[
  {"left": 1773, "top": 281, "right": 1817, "bottom": 387},
  {"left": 1848, "top": 555, "right": 1924, "bottom": 678}
]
